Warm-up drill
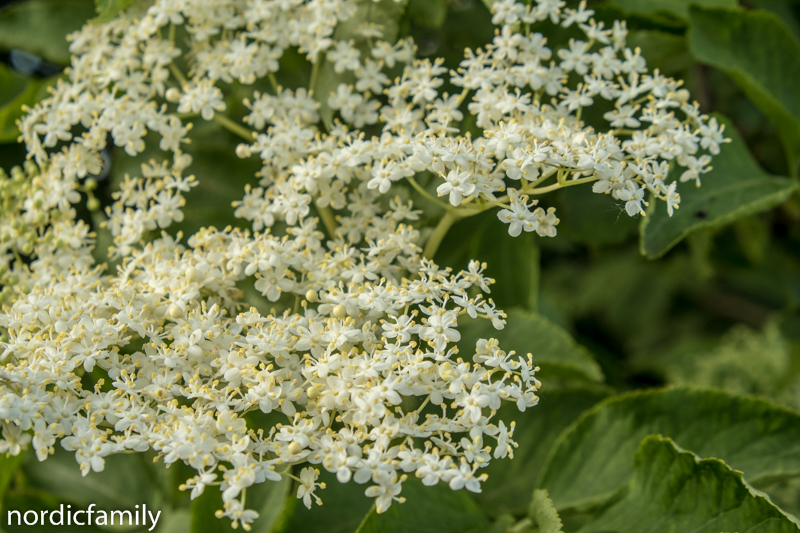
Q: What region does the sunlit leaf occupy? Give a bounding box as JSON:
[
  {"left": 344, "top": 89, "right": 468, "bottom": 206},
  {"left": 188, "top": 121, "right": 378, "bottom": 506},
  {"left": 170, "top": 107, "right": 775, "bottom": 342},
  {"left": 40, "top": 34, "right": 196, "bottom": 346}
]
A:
[
  {"left": 529, "top": 489, "right": 564, "bottom": 533},
  {"left": 579, "top": 436, "right": 800, "bottom": 533},
  {"left": 475, "top": 388, "right": 607, "bottom": 516},
  {"left": 539, "top": 387, "right": 800, "bottom": 512}
]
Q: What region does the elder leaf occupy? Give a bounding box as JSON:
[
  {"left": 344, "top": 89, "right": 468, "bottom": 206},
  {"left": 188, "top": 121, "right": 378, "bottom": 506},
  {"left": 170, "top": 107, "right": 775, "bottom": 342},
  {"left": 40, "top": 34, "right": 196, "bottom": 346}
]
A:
[{"left": 539, "top": 387, "right": 800, "bottom": 513}]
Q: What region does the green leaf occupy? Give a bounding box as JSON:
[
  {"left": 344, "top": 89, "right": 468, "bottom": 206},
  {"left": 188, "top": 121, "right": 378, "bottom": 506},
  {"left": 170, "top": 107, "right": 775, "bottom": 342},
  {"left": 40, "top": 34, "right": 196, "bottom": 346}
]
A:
[
  {"left": 626, "top": 30, "right": 693, "bottom": 76},
  {"left": 0, "top": 0, "right": 96, "bottom": 65},
  {"left": 746, "top": 0, "right": 800, "bottom": 41},
  {"left": 637, "top": 321, "right": 800, "bottom": 412},
  {"left": 640, "top": 114, "right": 798, "bottom": 259},
  {"left": 275, "top": 470, "right": 372, "bottom": 533},
  {"left": 539, "top": 251, "right": 696, "bottom": 357},
  {"left": 191, "top": 475, "right": 291, "bottom": 533},
  {"left": 0, "top": 71, "right": 60, "bottom": 143},
  {"left": 473, "top": 214, "right": 541, "bottom": 311},
  {"left": 178, "top": 132, "right": 264, "bottom": 236},
  {"left": 474, "top": 388, "right": 608, "bottom": 516},
  {"left": 408, "top": 0, "right": 447, "bottom": 29},
  {"left": 486, "top": 515, "right": 515, "bottom": 533},
  {"left": 458, "top": 308, "right": 604, "bottom": 383},
  {"left": 312, "top": 61, "right": 348, "bottom": 132},
  {"left": 21, "top": 448, "right": 163, "bottom": 511},
  {"left": 579, "top": 435, "right": 800, "bottom": 533},
  {"left": 433, "top": 209, "right": 541, "bottom": 311},
  {"left": 334, "top": 0, "right": 406, "bottom": 45},
  {"left": 109, "top": 121, "right": 262, "bottom": 237},
  {"left": 553, "top": 182, "right": 638, "bottom": 248},
  {"left": 0, "top": 451, "right": 26, "bottom": 517},
  {"left": 688, "top": 7, "right": 800, "bottom": 176},
  {"left": 355, "top": 478, "right": 489, "bottom": 533},
  {"left": 538, "top": 387, "right": 800, "bottom": 513},
  {"left": 93, "top": 0, "right": 137, "bottom": 24},
  {"left": 312, "top": 0, "right": 406, "bottom": 128},
  {"left": 529, "top": 490, "right": 564, "bottom": 533},
  {"left": 0, "top": 65, "right": 29, "bottom": 108},
  {"left": 158, "top": 508, "right": 193, "bottom": 533},
  {"left": 608, "top": 0, "right": 736, "bottom": 21}
]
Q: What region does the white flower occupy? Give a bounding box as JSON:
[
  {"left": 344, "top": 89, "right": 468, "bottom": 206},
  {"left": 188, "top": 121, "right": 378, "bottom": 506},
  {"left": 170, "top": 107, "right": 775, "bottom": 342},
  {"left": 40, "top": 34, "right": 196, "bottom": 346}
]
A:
[
  {"left": 421, "top": 308, "right": 461, "bottom": 351},
  {"left": 666, "top": 181, "right": 680, "bottom": 217},
  {"left": 448, "top": 461, "right": 483, "bottom": 493},
  {"left": 497, "top": 198, "right": 538, "bottom": 237},
  {"left": 0, "top": 423, "right": 32, "bottom": 456},
  {"left": 617, "top": 182, "right": 647, "bottom": 217},
  {"left": 328, "top": 40, "right": 361, "bottom": 73},
  {"left": 215, "top": 499, "right": 259, "bottom": 531},
  {"left": 183, "top": 472, "right": 217, "bottom": 499},
  {"left": 436, "top": 170, "right": 474, "bottom": 206},
  {"left": 297, "top": 467, "right": 324, "bottom": 509},
  {"left": 365, "top": 471, "right": 405, "bottom": 513},
  {"left": 533, "top": 207, "right": 560, "bottom": 237},
  {"left": 177, "top": 79, "right": 226, "bottom": 120}
]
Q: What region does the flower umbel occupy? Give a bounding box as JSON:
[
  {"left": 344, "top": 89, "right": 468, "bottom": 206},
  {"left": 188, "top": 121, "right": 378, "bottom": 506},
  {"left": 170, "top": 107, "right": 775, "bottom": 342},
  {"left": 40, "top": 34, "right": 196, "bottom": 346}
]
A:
[{"left": 0, "top": 0, "right": 725, "bottom": 525}]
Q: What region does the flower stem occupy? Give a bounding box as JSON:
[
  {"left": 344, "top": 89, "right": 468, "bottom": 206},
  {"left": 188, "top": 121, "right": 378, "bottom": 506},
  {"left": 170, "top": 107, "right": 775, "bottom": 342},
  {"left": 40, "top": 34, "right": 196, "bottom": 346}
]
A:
[
  {"left": 268, "top": 73, "right": 280, "bottom": 93},
  {"left": 525, "top": 175, "right": 598, "bottom": 195},
  {"left": 309, "top": 59, "right": 321, "bottom": 92},
  {"left": 423, "top": 210, "right": 461, "bottom": 259},
  {"left": 168, "top": 63, "right": 187, "bottom": 86},
  {"left": 407, "top": 176, "right": 452, "bottom": 211},
  {"left": 213, "top": 114, "right": 255, "bottom": 141},
  {"left": 315, "top": 200, "right": 337, "bottom": 238}
]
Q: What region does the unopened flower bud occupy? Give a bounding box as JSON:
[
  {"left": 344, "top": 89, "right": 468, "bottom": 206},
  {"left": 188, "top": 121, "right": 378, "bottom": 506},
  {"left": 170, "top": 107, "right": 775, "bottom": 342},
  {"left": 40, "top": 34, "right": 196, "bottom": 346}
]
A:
[
  {"left": 165, "top": 87, "right": 181, "bottom": 102},
  {"left": 168, "top": 304, "right": 183, "bottom": 319},
  {"left": 235, "top": 144, "right": 252, "bottom": 158}
]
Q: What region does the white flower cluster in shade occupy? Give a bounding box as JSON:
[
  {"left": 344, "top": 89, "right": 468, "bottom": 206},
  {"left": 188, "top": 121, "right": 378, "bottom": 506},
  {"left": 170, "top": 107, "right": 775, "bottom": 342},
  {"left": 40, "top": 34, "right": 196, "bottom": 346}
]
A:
[{"left": 0, "top": 0, "right": 724, "bottom": 527}]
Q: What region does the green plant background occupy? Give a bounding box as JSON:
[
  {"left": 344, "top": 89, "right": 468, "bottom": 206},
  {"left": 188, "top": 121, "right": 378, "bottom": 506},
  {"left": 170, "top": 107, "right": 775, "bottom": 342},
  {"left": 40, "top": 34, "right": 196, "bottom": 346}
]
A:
[{"left": 1, "top": 0, "right": 800, "bottom": 531}]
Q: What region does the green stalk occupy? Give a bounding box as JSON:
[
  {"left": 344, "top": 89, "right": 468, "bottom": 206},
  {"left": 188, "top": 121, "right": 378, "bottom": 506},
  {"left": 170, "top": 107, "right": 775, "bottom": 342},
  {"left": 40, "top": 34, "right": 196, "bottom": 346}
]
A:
[
  {"left": 315, "top": 200, "right": 338, "bottom": 238},
  {"left": 214, "top": 114, "right": 255, "bottom": 141},
  {"left": 423, "top": 210, "right": 461, "bottom": 259}
]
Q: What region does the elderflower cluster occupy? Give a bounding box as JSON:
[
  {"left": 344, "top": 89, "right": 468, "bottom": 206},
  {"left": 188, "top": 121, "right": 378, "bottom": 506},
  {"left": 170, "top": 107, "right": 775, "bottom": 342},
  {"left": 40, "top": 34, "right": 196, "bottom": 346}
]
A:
[{"left": 0, "top": 0, "right": 724, "bottom": 527}]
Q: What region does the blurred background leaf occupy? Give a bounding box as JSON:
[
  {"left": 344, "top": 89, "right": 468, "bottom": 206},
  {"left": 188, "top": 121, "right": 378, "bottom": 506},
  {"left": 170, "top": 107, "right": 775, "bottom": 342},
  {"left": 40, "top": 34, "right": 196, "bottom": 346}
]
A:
[
  {"left": 688, "top": 7, "right": 800, "bottom": 177},
  {"left": 93, "top": 0, "right": 136, "bottom": 24},
  {"left": 191, "top": 475, "right": 291, "bottom": 533},
  {"left": 0, "top": 0, "right": 95, "bottom": 65},
  {"left": 640, "top": 114, "right": 798, "bottom": 258},
  {"left": 355, "top": 478, "right": 489, "bottom": 533}
]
